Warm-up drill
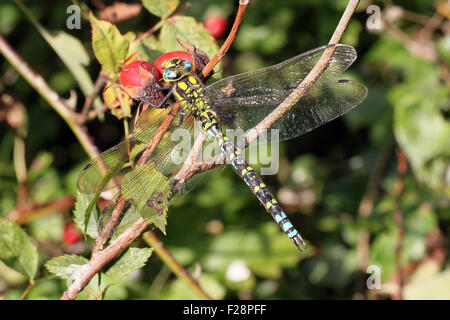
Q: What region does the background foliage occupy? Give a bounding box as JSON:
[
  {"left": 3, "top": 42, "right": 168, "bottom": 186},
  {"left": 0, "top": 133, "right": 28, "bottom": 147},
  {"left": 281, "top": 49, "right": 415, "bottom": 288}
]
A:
[{"left": 0, "top": 0, "right": 449, "bottom": 299}]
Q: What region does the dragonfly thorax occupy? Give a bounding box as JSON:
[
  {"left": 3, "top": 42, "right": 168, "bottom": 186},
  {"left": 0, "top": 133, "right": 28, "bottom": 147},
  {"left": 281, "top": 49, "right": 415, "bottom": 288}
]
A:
[{"left": 162, "top": 58, "right": 193, "bottom": 82}]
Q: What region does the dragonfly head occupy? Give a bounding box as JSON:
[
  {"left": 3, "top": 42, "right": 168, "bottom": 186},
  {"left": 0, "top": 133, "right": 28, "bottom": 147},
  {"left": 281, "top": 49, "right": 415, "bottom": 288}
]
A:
[{"left": 162, "top": 58, "right": 193, "bottom": 82}]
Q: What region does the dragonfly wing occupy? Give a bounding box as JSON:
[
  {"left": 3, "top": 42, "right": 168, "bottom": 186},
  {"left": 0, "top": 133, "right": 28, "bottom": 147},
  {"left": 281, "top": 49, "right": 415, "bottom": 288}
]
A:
[
  {"left": 77, "top": 105, "right": 193, "bottom": 195},
  {"left": 215, "top": 79, "right": 367, "bottom": 142},
  {"left": 205, "top": 44, "right": 357, "bottom": 99},
  {"left": 202, "top": 44, "right": 366, "bottom": 141},
  {"left": 93, "top": 112, "right": 199, "bottom": 240}
]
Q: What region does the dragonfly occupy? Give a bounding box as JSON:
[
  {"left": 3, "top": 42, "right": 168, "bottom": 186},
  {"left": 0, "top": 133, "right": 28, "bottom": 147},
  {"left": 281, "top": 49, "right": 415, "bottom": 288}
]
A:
[{"left": 77, "top": 44, "right": 367, "bottom": 251}]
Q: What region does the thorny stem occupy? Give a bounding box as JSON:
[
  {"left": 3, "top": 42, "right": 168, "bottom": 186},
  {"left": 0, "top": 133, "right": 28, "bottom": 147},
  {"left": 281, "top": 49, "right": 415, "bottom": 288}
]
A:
[
  {"left": 78, "top": 75, "right": 107, "bottom": 123},
  {"left": 0, "top": 35, "right": 100, "bottom": 160},
  {"left": 61, "top": 0, "right": 361, "bottom": 300}
]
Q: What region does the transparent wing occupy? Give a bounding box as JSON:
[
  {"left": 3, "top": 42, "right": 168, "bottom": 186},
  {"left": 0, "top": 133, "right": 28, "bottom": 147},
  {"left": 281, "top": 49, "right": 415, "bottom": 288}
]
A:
[
  {"left": 77, "top": 106, "right": 205, "bottom": 241},
  {"left": 202, "top": 44, "right": 367, "bottom": 141},
  {"left": 77, "top": 105, "right": 196, "bottom": 195}
]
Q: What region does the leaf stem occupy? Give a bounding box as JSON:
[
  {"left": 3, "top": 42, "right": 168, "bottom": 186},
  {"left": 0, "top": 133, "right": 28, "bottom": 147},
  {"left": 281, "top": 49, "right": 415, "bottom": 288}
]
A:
[
  {"left": 0, "top": 35, "right": 100, "bottom": 160},
  {"left": 143, "top": 232, "right": 212, "bottom": 300}
]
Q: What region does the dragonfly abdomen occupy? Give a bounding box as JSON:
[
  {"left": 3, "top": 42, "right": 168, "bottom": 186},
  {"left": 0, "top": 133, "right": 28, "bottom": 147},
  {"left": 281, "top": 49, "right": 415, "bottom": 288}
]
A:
[
  {"left": 173, "top": 74, "right": 306, "bottom": 251},
  {"left": 201, "top": 116, "right": 306, "bottom": 251}
]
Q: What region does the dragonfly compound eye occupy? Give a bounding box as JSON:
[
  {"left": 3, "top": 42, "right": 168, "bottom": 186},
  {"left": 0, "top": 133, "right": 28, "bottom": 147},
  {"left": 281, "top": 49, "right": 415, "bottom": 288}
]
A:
[
  {"left": 163, "top": 69, "right": 181, "bottom": 81},
  {"left": 181, "top": 60, "right": 193, "bottom": 74},
  {"left": 164, "top": 58, "right": 182, "bottom": 69}
]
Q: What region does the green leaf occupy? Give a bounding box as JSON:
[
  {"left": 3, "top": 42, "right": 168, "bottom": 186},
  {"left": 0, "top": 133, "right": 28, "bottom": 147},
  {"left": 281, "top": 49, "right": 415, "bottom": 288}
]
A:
[
  {"left": 15, "top": 0, "right": 100, "bottom": 106},
  {"left": 404, "top": 269, "right": 450, "bottom": 299},
  {"left": 142, "top": 0, "right": 179, "bottom": 18},
  {"left": 105, "top": 247, "right": 153, "bottom": 279},
  {"left": 0, "top": 217, "right": 38, "bottom": 280},
  {"left": 73, "top": 190, "right": 100, "bottom": 239},
  {"left": 203, "top": 222, "right": 307, "bottom": 279},
  {"left": 159, "top": 273, "right": 225, "bottom": 300},
  {"left": 45, "top": 254, "right": 88, "bottom": 280},
  {"left": 160, "top": 16, "right": 219, "bottom": 65},
  {"left": 121, "top": 164, "right": 171, "bottom": 233},
  {"left": 89, "top": 12, "right": 130, "bottom": 73},
  {"left": 45, "top": 255, "right": 103, "bottom": 298}
]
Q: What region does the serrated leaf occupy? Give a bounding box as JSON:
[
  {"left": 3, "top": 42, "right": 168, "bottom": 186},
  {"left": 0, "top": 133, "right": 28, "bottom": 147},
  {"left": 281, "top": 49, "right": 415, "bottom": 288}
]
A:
[
  {"left": 110, "top": 206, "right": 140, "bottom": 241},
  {"left": 90, "top": 12, "right": 129, "bottom": 73},
  {"left": 45, "top": 254, "right": 88, "bottom": 280},
  {"left": 0, "top": 217, "right": 38, "bottom": 280},
  {"left": 142, "top": 0, "right": 179, "bottom": 18},
  {"left": 121, "top": 164, "right": 170, "bottom": 232},
  {"left": 73, "top": 191, "right": 100, "bottom": 239},
  {"left": 135, "top": 34, "right": 163, "bottom": 62},
  {"left": 105, "top": 247, "right": 153, "bottom": 279},
  {"left": 45, "top": 254, "right": 101, "bottom": 296}
]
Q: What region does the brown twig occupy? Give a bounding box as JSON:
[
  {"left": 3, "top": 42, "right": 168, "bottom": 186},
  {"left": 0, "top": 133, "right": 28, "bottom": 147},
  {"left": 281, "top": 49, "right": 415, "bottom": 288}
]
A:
[
  {"left": 143, "top": 232, "right": 212, "bottom": 300},
  {"left": 61, "top": 216, "right": 150, "bottom": 300},
  {"left": 200, "top": 0, "right": 249, "bottom": 79},
  {"left": 86, "top": 102, "right": 109, "bottom": 121},
  {"left": 7, "top": 196, "right": 76, "bottom": 225},
  {"left": 78, "top": 74, "right": 107, "bottom": 123},
  {"left": 0, "top": 35, "right": 100, "bottom": 160},
  {"left": 19, "top": 280, "right": 35, "bottom": 300}
]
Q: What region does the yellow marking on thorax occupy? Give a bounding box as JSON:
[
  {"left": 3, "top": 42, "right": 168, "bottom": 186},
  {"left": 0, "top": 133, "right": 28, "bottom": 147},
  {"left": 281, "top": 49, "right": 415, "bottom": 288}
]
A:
[
  {"left": 188, "top": 76, "right": 197, "bottom": 84},
  {"left": 177, "top": 82, "right": 188, "bottom": 90}
]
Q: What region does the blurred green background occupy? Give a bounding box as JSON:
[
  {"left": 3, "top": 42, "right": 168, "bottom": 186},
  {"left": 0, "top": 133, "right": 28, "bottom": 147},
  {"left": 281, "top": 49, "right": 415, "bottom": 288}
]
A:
[{"left": 0, "top": 0, "right": 449, "bottom": 299}]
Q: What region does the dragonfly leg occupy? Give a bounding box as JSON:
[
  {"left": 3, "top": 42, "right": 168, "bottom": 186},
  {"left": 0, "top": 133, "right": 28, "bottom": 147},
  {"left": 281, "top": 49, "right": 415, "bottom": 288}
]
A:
[{"left": 141, "top": 90, "right": 174, "bottom": 109}]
